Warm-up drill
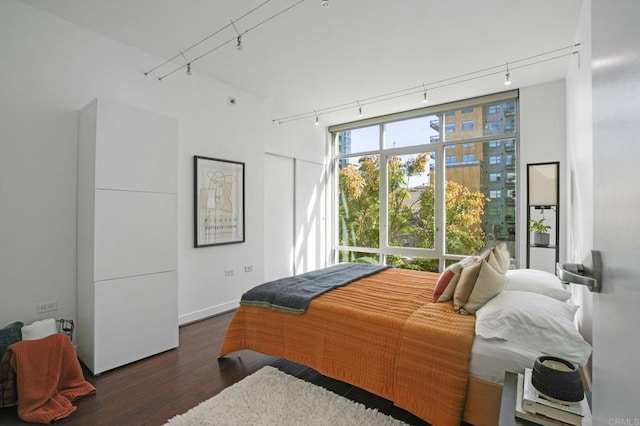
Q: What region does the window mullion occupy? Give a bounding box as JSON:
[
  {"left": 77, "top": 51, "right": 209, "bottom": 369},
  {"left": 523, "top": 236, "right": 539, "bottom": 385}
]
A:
[
  {"left": 379, "top": 125, "right": 389, "bottom": 261},
  {"left": 435, "top": 114, "right": 446, "bottom": 270}
]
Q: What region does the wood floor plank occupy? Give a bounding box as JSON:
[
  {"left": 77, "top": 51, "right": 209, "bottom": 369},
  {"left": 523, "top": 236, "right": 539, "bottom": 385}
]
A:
[{"left": 0, "top": 311, "right": 429, "bottom": 425}]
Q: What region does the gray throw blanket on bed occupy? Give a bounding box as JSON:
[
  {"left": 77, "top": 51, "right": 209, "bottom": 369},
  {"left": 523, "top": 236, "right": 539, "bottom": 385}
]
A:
[{"left": 240, "top": 263, "right": 390, "bottom": 314}]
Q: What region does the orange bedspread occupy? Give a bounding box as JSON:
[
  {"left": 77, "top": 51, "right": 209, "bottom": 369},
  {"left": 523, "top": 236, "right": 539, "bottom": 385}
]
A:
[{"left": 219, "top": 268, "right": 475, "bottom": 426}]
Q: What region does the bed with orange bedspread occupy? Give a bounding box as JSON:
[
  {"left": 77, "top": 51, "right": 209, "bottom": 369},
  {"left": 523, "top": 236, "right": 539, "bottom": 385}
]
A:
[{"left": 219, "top": 267, "right": 489, "bottom": 426}]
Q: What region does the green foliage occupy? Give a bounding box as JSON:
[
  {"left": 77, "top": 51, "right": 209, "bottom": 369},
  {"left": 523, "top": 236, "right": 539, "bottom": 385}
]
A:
[
  {"left": 338, "top": 154, "right": 488, "bottom": 271},
  {"left": 529, "top": 218, "right": 551, "bottom": 233}
]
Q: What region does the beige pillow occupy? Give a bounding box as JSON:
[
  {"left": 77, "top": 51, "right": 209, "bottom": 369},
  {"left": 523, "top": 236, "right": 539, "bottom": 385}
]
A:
[
  {"left": 452, "top": 259, "right": 483, "bottom": 310},
  {"left": 433, "top": 256, "right": 477, "bottom": 302},
  {"left": 457, "top": 260, "right": 507, "bottom": 314},
  {"left": 433, "top": 263, "right": 461, "bottom": 302},
  {"left": 489, "top": 242, "right": 510, "bottom": 273}
]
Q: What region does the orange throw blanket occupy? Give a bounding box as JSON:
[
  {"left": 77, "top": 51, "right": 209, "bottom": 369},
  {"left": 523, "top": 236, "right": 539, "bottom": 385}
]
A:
[
  {"left": 219, "top": 268, "right": 475, "bottom": 426},
  {"left": 6, "top": 333, "right": 96, "bottom": 424}
]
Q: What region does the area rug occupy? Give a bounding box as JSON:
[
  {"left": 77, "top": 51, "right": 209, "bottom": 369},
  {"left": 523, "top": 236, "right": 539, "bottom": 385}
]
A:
[{"left": 164, "top": 366, "right": 408, "bottom": 425}]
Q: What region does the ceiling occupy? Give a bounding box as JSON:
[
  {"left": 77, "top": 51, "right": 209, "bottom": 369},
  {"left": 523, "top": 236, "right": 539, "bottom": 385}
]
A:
[{"left": 19, "top": 0, "right": 582, "bottom": 125}]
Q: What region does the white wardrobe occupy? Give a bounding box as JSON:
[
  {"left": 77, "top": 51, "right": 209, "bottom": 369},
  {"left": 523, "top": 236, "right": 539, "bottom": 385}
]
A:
[{"left": 77, "top": 98, "right": 178, "bottom": 374}]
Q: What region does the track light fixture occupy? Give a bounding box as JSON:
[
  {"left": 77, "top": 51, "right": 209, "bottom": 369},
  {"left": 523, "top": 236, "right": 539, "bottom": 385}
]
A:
[
  {"left": 145, "top": 0, "right": 306, "bottom": 81},
  {"left": 357, "top": 101, "right": 363, "bottom": 117},
  {"left": 422, "top": 84, "right": 429, "bottom": 103},
  {"left": 321, "top": 0, "right": 329, "bottom": 7},
  {"left": 186, "top": 63, "right": 192, "bottom": 75},
  {"left": 314, "top": 111, "right": 319, "bottom": 126},
  {"left": 504, "top": 61, "right": 512, "bottom": 86}
]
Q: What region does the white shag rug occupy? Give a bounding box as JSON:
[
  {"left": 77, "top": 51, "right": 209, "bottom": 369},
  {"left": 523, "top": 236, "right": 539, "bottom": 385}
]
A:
[{"left": 164, "top": 366, "right": 408, "bottom": 425}]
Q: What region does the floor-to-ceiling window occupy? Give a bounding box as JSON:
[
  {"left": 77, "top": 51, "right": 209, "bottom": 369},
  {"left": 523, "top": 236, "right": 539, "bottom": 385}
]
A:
[{"left": 331, "top": 91, "right": 518, "bottom": 272}]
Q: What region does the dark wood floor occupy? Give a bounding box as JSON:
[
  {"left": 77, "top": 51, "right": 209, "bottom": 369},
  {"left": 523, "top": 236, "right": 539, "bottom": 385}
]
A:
[{"left": 0, "top": 311, "right": 429, "bottom": 426}]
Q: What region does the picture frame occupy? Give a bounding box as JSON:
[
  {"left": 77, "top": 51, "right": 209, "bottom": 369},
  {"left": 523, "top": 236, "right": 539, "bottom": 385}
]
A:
[{"left": 194, "top": 155, "right": 245, "bottom": 247}]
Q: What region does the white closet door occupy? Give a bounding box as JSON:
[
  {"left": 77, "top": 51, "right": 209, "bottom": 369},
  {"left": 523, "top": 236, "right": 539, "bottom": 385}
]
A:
[
  {"left": 94, "top": 190, "right": 177, "bottom": 281},
  {"left": 93, "top": 271, "right": 178, "bottom": 374},
  {"left": 294, "top": 159, "right": 326, "bottom": 274},
  {"left": 264, "top": 154, "right": 294, "bottom": 281},
  {"left": 94, "top": 98, "right": 178, "bottom": 194}
]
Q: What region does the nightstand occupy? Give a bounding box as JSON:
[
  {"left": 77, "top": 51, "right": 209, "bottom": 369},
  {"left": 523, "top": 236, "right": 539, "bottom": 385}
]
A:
[{"left": 499, "top": 371, "right": 592, "bottom": 425}]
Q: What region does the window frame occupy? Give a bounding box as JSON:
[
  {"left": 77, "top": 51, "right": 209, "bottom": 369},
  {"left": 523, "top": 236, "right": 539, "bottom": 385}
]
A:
[{"left": 330, "top": 91, "right": 519, "bottom": 270}]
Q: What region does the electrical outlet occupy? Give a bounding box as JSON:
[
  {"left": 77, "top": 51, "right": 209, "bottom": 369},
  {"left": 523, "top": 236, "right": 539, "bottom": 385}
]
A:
[
  {"left": 36, "top": 300, "right": 58, "bottom": 314},
  {"left": 244, "top": 265, "right": 253, "bottom": 272},
  {"left": 225, "top": 269, "right": 234, "bottom": 276}
]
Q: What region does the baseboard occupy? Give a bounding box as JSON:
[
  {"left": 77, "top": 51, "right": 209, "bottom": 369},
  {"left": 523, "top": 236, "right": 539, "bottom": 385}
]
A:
[{"left": 179, "top": 300, "right": 239, "bottom": 326}]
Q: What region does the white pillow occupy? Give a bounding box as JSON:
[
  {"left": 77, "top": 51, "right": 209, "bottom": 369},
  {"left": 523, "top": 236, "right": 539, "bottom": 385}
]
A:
[
  {"left": 505, "top": 269, "right": 571, "bottom": 301},
  {"left": 475, "top": 291, "right": 592, "bottom": 365}
]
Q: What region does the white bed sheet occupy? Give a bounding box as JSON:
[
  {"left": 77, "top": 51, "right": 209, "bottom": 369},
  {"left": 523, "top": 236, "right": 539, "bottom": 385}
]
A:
[{"left": 469, "top": 335, "right": 543, "bottom": 385}]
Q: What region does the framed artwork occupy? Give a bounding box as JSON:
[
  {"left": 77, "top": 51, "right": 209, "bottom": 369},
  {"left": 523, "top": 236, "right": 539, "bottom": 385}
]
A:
[{"left": 194, "top": 155, "right": 245, "bottom": 247}]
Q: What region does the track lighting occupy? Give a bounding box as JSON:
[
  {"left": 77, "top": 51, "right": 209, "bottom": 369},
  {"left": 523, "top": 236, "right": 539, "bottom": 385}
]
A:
[
  {"left": 504, "top": 62, "right": 511, "bottom": 86},
  {"left": 186, "top": 63, "right": 192, "bottom": 75},
  {"left": 273, "top": 44, "right": 580, "bottom": 125},
  {"left": 314, "top": 111, "right": 319, "bottom": 126},
  {"left": 321, "top": 0, "right": 329, "bottom": 7},
  {"left": 145, "top": 0, "right": 307, "bottom": 80}
]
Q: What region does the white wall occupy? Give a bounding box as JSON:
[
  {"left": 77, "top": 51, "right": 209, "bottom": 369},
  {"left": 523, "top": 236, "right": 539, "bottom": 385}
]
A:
[
  {"left": 0, "top": 0, "right": 265, "bottom": 327},
  {"left": 590, "top": 0, "right": 640, "bottom": 423},
  {"left": 517, "top": 81, "right": 568, "bottom": 268},
  {"left": 265, "top": 102, "right": 327, "bottom": 164}
]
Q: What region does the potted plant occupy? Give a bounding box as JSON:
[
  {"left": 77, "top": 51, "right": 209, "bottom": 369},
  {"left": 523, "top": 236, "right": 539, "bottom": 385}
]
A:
[{"left": 529, "top": 218, "right": 551, "bottom": 247}]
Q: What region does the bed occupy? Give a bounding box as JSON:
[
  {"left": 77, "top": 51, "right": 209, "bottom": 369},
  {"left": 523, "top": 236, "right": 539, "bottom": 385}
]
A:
[{"left": 219, "top": 260, "right": 592, "bottom": 426}]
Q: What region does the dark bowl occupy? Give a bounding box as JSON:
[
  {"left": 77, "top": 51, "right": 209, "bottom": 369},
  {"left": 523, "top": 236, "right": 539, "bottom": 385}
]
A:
[{"left": 531, "top": 356, "right": 584, "bottom": 403}]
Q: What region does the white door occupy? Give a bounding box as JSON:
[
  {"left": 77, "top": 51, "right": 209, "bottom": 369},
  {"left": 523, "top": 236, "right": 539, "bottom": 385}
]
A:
[
  {"left": 591, "top": 1, "right": 640, "bottom": 423},
  {"left": 264, "top": 154, "right": 294, "bottom": 281}
]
